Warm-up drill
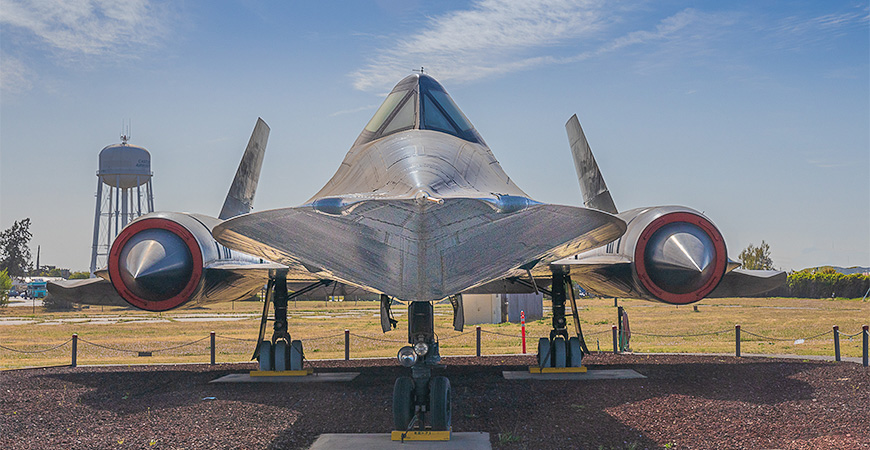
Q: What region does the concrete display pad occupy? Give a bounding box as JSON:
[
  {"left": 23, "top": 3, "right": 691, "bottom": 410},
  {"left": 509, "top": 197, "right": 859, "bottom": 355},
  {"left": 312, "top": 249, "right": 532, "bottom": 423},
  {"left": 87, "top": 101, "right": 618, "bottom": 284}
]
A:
[
  {"left": 502, "top": 368, "right": 645, "bottom": 380},
  {"left": 309, "top": 432, "right": 491, "bottom": 450},
  {"left": 210, "top": 372, "right": 359, "bottom": 383}
]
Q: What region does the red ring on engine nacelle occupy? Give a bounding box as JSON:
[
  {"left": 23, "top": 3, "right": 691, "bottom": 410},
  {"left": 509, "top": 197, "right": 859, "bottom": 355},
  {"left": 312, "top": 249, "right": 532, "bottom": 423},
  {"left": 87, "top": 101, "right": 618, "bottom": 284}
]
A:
[
  {"left": 108, "top": 217, "right": 204, "bottom": 311},
  {"left": 633, "top": 211, "right": 726, "bottom": 304}
]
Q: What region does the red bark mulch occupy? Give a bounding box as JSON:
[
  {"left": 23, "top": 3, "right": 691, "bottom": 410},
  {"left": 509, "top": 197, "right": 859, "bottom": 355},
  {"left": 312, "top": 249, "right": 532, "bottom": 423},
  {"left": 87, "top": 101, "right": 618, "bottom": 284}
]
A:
[{"left": 1, "top": 353, "right": 867, "bottom": 449}]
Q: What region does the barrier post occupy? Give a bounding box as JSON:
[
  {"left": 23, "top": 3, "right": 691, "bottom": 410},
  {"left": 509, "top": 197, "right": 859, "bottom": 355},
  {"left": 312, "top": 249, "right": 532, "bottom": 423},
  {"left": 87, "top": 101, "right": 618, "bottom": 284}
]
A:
[
  {"left": 521, "top": 311, "right": 527, "bottom": 354},
  {"left": 71, "top": 333, "right": 78, "bottom": 367},
  {"left": 344, "top": 329, "right": 350, "bottom": 361},
  {"left": 863, "top": 325, "right": 868, "bottom": 368},
  {"left": 612, "top": 325, "right": 618, "bottom": 354},
  {"left": 476, "top": 326, "right": 481, "bottom": 357},
  {"left": 210, "top": 331, "right": 216, "bottom": 365},
  {"left": 833, "top": 326, "right": 840, "bottom": 362},
  {"left": 617, "top": 306, "right": 624, "bottom": 352},
  {"left": 735, "top": 325, "right": 741, "bottom": 357}
]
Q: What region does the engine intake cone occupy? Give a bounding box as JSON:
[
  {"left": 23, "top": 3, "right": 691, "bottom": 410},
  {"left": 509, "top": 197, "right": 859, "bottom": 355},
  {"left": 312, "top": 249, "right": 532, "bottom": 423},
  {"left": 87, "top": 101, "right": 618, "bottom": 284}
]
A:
[
  {"left": 643, "top": 222, "right": 716, "bottom": 295},
  {"left": 118, "top": 228, "right": 193, "bottom": 302}
]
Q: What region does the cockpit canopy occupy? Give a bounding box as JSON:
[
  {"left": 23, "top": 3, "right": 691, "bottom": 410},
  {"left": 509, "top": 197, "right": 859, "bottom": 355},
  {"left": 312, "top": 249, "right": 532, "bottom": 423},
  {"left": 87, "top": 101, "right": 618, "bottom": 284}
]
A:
[{"left": 353, "top": 74, "right": 485, "bottom": 147}]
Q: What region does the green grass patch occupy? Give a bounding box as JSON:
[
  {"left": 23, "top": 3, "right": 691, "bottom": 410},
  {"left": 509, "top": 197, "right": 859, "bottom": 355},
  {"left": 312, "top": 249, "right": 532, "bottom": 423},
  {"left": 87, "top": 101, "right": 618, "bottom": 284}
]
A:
[{"left": 1, "top": 297, "right": 867, "bottom": 369}]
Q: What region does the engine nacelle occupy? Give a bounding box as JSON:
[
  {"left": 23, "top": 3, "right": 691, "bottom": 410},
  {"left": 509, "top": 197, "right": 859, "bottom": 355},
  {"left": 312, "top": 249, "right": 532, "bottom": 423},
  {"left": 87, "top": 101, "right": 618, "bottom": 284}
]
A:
[
  {"left": 108, "top": 212, "right": 227, "bottom": 311},
  {"left": 569, "top": 206, "right": 728, "bottom": 304}
]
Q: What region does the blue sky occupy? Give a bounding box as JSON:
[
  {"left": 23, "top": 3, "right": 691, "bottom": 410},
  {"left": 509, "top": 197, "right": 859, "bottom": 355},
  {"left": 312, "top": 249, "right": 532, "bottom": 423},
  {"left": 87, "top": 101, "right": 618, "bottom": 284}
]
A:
[{"left": 1, "top": 0, "right": 868, "bottom": 272}]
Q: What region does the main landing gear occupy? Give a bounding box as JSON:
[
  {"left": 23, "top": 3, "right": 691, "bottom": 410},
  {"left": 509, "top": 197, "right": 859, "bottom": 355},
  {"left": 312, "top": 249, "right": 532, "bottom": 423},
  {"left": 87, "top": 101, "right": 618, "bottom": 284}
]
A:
[
  {"left": 254, "top": 272, "right": 331, "bottom": 372},
  {"left": 392, "top": 301, "right": 451, "bottom": 432},
  {"left": 537, "top": 266, "right": 589, "bottom": 369}
]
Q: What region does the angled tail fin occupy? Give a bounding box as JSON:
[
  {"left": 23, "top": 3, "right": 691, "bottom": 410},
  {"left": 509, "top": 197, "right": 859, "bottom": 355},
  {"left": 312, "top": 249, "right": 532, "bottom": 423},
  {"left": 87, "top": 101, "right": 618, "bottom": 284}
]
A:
[
  {"left": 566, "top": 114, "right": 618, "bottom": 214},
  {"left": 219, "top": 118, "right": 270, "bottom": 220}
]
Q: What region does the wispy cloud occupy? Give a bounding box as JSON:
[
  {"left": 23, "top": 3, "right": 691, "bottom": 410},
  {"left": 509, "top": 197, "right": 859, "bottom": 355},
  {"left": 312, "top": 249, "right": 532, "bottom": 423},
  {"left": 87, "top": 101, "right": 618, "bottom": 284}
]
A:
[
  {"left": 329, "top": 103, "right": 383, "bottom": 117},
  {"left": 351, "top": 0, "right": 711, "bottom": 91},
  {"left": 0, "top": 54, "right": 34, "bottom": 93},
  {"left": 352, "top": 0, "right": 611, "bottom": 90},
  {"left": 806, "top": 158, "right": 852, "bottom": 169},
  {"left": 766, "top": 6, "right": 869, "bottom": 49},
  {"left": 0, "top": 0, "right": 168, "bottom": 94},
  {"left": 0, "top": 0, "right": 167, "bottom": 56}
]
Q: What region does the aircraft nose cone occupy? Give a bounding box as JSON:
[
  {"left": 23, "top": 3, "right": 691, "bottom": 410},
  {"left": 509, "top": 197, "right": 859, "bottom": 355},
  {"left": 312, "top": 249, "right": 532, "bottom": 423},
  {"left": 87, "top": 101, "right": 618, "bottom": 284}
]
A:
[
  {"left": 643, "top": 222, "right": 716, "bottom": 294},
  {"left": 117, "top": 228, "right": 193, "bottom": 302}
]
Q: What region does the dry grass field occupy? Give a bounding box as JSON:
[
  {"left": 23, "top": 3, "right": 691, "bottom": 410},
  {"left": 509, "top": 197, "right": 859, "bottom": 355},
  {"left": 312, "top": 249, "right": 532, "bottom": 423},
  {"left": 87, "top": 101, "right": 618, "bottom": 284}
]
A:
[{"left": 1, "top": 296, "right": 867, "bottom": 370}]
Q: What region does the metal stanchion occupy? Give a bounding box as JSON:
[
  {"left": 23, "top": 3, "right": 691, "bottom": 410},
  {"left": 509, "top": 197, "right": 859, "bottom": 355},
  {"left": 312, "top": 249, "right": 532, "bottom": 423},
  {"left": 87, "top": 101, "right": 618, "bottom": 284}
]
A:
[
  {"left": 345, "top": 329, "right": 350, "bottom": 361},
  {"left": 71, "top": 334, "right": 78, "bottom": 367},
  {"left": 612, "top": 325, "right": 618, "bottom": 354},
  {"left": 476, "top": 326, "right": 481, "bottom": 357},
  {"left": 210, "top": 331, "right": 216, "bottom": 365},
  {"left": 833, "top": 326, "right": 840, "bottom": 362},
  {"left": 863, "top": 325, "right": 868, "bottom": 368},
  {"left": 617, "top": 306, "right": 624, "bottom": 352},
  {"left": 735, "top": 325, "right": 741, "bottom": 358}
]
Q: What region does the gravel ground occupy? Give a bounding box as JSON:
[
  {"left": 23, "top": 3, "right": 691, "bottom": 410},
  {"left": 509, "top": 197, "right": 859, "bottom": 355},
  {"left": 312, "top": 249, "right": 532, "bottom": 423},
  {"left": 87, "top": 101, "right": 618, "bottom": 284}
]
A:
[{"left": 1, "top": 354, "right": 868, "bottom": 450}]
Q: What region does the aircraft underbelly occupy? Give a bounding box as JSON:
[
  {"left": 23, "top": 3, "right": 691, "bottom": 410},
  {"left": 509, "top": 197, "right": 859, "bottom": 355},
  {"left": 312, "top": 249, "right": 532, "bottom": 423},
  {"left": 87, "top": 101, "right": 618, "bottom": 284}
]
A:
[{"left": 214, "top": 198, "right": 624, "bottom": 302}]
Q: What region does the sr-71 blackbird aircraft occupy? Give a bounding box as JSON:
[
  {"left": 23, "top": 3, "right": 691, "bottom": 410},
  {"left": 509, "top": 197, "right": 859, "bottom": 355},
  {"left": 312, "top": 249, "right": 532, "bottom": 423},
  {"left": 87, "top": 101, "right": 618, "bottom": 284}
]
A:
[{"left": 50, "top": 73, "right": 784, "bottom": 432}]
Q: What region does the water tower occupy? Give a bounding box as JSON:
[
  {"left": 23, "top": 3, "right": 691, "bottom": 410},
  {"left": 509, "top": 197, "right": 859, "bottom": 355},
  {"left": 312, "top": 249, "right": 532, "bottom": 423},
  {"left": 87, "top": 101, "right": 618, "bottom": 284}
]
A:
[{"left": 89, "top": 134, "right": 155, "bottom": 275}]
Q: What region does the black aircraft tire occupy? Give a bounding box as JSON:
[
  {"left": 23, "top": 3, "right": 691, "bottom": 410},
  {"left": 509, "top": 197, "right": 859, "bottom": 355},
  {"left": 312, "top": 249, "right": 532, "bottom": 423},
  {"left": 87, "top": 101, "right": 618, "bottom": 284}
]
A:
[
  {"left": 554, "top": 337, "right": 567, "bottom": 368},
  {"left": 274, "top": 341, "right": 289, "bottom": 371},
  {"left": 429, "top": 376, "right": 451, "bottom": 431},
  {"left": 392, "top": 377, "right": 415, "bottom": 431},
  {"left": 537, "top": 337, "right": 552, "bottom": 368},
  {"left": 568, "top": 336, "right": 582, "bottom": 367},
  {"left": 258, "top": 340, "right": 272, "bottom": 371},
  {"left": 290, "top": 340, "right": 303, "bottom": 371}
]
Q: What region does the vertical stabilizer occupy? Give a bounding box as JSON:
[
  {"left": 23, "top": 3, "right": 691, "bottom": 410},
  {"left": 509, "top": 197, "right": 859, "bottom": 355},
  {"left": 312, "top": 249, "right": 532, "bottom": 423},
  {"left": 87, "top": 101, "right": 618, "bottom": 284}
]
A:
[
  {"left": 219, "top": 118, "right": 270, "bottom": 220},
  {"left": 566, "top": 114, "right": 618, "bottom": 214}
]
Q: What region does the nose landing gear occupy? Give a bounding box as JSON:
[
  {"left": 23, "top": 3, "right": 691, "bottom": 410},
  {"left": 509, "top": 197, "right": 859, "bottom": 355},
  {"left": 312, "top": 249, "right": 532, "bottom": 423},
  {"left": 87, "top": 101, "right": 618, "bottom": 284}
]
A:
[{"left": 391, "top": 301, "right": 452, "bottom": 438}]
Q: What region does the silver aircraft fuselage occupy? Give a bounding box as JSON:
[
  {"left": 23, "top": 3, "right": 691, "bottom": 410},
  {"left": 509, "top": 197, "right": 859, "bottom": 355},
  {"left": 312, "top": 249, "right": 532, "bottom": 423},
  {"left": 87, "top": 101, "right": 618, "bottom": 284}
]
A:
[{"left": 214, "top": 74, "right": 625, "bottom": 302}]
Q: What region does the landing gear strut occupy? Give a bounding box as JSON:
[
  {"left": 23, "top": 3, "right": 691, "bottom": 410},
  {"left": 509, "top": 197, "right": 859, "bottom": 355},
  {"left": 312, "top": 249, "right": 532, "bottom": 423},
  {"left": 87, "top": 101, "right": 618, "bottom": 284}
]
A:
[
  {"left": 537, "top": 266, "right": 587, "bottom": 369},
  {"left": 254, "top": 272, "right": 330, "bottom": 371},
  {"left": 392, "top": 301, "right": 451, "bottom": 432}
]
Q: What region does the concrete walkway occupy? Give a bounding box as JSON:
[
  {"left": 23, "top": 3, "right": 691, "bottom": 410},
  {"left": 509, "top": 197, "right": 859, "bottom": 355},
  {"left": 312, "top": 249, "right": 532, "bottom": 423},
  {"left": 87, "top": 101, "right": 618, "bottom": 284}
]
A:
[
  {"left": 309, "top": 432, "right": 491, "bottom": 450},
  {"left": 210, "top": 372, "right": 359, "bottom": 383}
]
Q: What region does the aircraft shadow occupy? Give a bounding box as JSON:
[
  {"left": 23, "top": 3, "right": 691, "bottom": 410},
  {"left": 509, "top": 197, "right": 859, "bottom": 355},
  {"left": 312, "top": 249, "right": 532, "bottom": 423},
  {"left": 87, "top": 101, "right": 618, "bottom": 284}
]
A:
[{"left": 38, "top": 357, "right": 820, "bottom": 449}]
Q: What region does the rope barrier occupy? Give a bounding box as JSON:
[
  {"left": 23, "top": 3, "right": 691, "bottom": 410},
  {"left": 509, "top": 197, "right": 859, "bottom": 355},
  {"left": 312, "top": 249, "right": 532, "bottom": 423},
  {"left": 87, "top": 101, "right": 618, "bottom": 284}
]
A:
[
  {"left": 0, "top": 339, "right": 72, "bottom": 354},
  {"left": 78, "top": 336, "right": 209, "bottom": 354},
  {"left": 741, "top": 329, "right": 832, "bottom": 342},
  {"left": 479, "top": 329, "right": 522, "bottom": 338},
  {"left": 348, "top": 332, "right": 406, "bottom": 343},
  {"left": 301, "top": 333, "right": 345, "bottom": 342},
  {"left": 148, "top": 336, "right": 210, "bottom": 353},
  {"left": 437, "top": 330, "right": 474, "bottom": 341},
  {"left": 839, "top": 331, "right": 864, "bottom": 338},
  {"left": 215, "top": 334, "right": 255, "bottom": 343},
  {"left": 74, "top": 338, "right": 135, "bottom": 353},
  {"left": 215, "top": 333, "right": 349, "bottom": 343},
  {"left": 796, "top": 330, "right": 834, "bottom": 341},
  {"left": 4, "top": 324, "right": 866, "bottom": 364},
  {"left": 584, "top": 329, "right": 616, "bottom": 336},
  {"left": 631, "top": 329, "right": 732, "bottom": 338}
]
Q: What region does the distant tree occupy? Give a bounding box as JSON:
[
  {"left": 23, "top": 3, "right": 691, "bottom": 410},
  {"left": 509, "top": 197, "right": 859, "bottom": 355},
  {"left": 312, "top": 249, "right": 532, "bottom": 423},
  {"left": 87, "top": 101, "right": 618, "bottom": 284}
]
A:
[
  {"left": 739, "top": 240, "right": 774, "bottom": 270},
  {"left": 0, "top": 269, "right": 11, "bottom": 307},
  {"left": 69, "top": 271, "right": 90, "bottom": 280},
  {"left": 33, "top": 267, "right": 71, "bottom": 278},
  {"left": 0, "top": 219, "right": 33, "bottom": 276}
]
